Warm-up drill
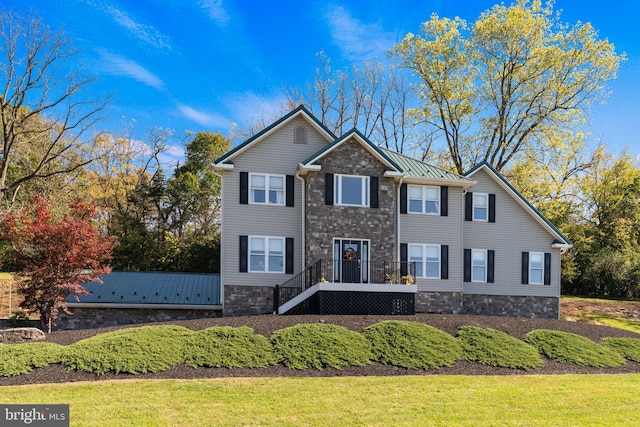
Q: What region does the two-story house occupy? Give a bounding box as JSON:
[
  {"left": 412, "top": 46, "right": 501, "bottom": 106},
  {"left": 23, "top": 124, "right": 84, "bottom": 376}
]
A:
[{"left": 213, "top": 106, "right": 571, "bottom": 319}]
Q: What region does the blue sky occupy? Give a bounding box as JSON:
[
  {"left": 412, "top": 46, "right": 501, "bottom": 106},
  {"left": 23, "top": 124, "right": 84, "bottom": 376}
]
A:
[{"left": 5, "top": 0, "right": 640, "bottom": 165}]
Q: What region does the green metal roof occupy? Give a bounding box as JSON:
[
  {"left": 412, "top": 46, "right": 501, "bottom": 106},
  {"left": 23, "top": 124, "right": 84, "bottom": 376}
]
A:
[
  {"left": 381, "top": 149, "right": 471, "bottom": 182},
  {"left": 68, "top": 272, "right": 221, "bottom": 305}
]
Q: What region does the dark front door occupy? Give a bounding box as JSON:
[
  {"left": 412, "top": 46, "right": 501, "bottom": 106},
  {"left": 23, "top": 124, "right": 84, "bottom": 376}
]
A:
[{"left": 341, "top": 240, "right": 361, "bottom": 283}]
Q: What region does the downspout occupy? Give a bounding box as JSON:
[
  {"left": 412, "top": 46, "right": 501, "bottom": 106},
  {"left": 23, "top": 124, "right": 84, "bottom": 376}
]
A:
[
  {"left": 296, "top": 171, "right": 306, "bottom": 273},
  {"left": 213, "top": 169, "right": 225, "bottom": 309},
  {"left": 397, "top": 176, "right": 404, "bottom": 264}
]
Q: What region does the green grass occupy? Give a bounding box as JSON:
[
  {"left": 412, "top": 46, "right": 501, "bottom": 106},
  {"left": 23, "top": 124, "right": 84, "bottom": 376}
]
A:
[
  {"left": 0, "top": 342, "right": 64, "bottom": 376},
  {"left": 271, "top": 323, "right": 373, "bottom": 369},
  {"left": 1, "top": 375, "right": 640, "bottom": 426},
  {"left": 363, "top": 320, "right": 461, "bottom": 369},
  {"left": 0, "top": 272, "right": 13, "bottom": 280},
  {"left": 525, "top": 329, "right": 626, "bottom": 367},
  {"left": 60, "top": 325, "right": 193, "bottom": 374},
  {"left": 583, "top": 313, "right": 640, "bottom": 333},
  {"left": 457, "top": 326, "right": 543, "bottom": 370},
  {"left": 183, "top": 326, "right": 277, "bottom": 368},
  {"left": 603, "top": 337, "right": 640, "bottom": 362}
]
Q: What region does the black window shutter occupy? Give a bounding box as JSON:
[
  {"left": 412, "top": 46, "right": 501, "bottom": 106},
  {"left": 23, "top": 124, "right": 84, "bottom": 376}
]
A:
[
  {"left": 441, "top": 245, "right": 449, "bottom": 280},
  {"left": 489, "top": 194, "right": 496, "bottom": 223},
  {"left": 400, "top": 183, "right": 407, "bottom": 214},
  {"left": 286, "top": 238, "right": 294, "bottom": 274},
  {"left": 544, "top": 253, "right": 551, "bottom": 285},
  {"left": 370, "top": 176, "right": 379, "bottom": 208},
  {"left": 325, "top": 173, "right": 334, "bottom": 205},
  {"left": 521, "top": 252, "right": 529, "bottom": 284},
  {"left": 465, "top": 192, "right": 473, "bottom": 221},
  {"left": 400, "top": 243, "right": 408, "bottom": 276},
  {"left": 487, "top": 250, "right": 495, "bottom": 283},
  {"left": 286, "top": 175, "right": 295, "bottom": 207},
  {"left": 440, "top": 186, "right": 448, "bottom": 216},
  {"left": 463, "top": 249, "right": 471, "bottom": 282},
  {"left": 239, "top": 235, "right": 248, "bottom": 272},
  {"left": 239, "top": 172, "right": 249, "bottom": 205}
]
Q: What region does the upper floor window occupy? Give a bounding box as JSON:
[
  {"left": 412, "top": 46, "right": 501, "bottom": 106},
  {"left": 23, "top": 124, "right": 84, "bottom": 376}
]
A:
[
  {"left": 473, "top": 193, "right": 488, "bottom": 221},
  {"left": 250, "top": 173, "right": 284, "bottom": 205},
  {"left": 334, "top": 174, "right": 369, "bottom": 207},
  {"left": 408, "top": 185, "right": 440, "bottom": 215},
  {"left": 249, "top": 236, "right": 284, "bottom": 273}
]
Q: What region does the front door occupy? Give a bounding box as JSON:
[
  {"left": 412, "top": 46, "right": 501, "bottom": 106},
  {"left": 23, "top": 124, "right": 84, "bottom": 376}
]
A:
[{"left": 334, "top": 239, "right": 369, "bottom": 283}]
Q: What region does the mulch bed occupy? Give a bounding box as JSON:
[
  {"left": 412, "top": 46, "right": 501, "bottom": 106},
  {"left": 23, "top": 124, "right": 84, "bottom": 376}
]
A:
[{"left": 2, "top": 313, "right": 640, "bottom": 386}]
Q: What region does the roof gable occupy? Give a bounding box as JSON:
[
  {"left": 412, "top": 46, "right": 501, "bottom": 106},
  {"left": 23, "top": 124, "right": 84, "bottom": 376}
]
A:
[
  {"left": 465, "top": 162, "right": 571, "bottom": 247},
  {"left": 213, "top": 105, "right": 336, "bottom": 169},
  {"left": 299, "top": 128, "right": 403, "bottom": 174}
]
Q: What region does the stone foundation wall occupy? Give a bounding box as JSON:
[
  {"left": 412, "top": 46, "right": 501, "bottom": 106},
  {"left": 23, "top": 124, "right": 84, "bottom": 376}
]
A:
[
  {"left": 462, "top": 294, "right": 559, "bottom": 319},
  {"left": 56, "top": 307, "right": 222, "bottom": 331},
  {"left": 415, "top": 291, "right": 463, "bottom": 314},
  {"left": 224, "top": 285, "right": 274, "bottom": 316}
]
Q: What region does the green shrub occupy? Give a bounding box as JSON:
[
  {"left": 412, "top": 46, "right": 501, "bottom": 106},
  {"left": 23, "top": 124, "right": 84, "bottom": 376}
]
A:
[
  {"left": 457, "top": 326, "right": 543, "bottom": 370},
  {"left": 60, "top": 325, "right": 193, "bottom": 374},
  {"left": 8, "top": 311, "right": 32, "bottom": 328},
  {"left": 602, "top": 337, "right": 640, "bottom": 362},
  {"left": 363, "top": 320, "right": 461, "bottom": 369},
  {"left": 525, "top": 329, "right": 626, "bottom": 368},
  {"left": 0, "top": 342, "right": 64, "bottom": 376},
  {"left": 184, "top": 326, "right": 276, "bottom": 368},
  {"left": 271, "top": 323, "right": 373, "bottom": 370}
]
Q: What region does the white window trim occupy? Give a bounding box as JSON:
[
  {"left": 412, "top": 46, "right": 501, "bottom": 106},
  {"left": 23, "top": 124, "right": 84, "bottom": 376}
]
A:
[
  {"left": 334, "top": 174, "right": 370, "bottom": 207},
  {"left": 471, "top": 249, "right": 487, "bottom": 283},
  {"left": 408, "top": 185, "right": 440, "bottom": 215},
  {"left": 249, "top": 173, "right": 285, "bottom": 206},
  {"left": 473, "top": 193, "right": 488, "bottom": 222},
  {"left": 408, "top": 243, "right": 441, "bottom": 279},
  {"left": 529, "top": 251, "right": 545, "bottom": 285},
  {"left": 248, "top": 236, "right": 285, "bottom": 274}
]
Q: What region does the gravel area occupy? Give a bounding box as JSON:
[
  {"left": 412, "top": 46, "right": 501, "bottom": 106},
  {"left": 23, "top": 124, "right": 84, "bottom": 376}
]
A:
[{"left": 2, "top": 313, "right": 640, "bottom": 386}]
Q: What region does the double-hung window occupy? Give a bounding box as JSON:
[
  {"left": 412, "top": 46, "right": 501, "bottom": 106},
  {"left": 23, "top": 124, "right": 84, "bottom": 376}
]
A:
[
  {"left": 408, "top": 185, "right": 439, "bottom": 215},
  {"left": 249, "top": 237, "right": 284, "bottom": 273},
  {"left": 529, "top": 252, "right": 544, "bottom": 284},
  {"left": 250, "top": 174, "right": 284, "bottom": 205},
  {"left": 334, "top": 174, "right": 369, "bottom": 207},
  {"left": 409, "top": 244, "right": 440, "bottom": 279},
  {"left": 472, "top": 249, "right": 487, "bottom": 282},
  {"left": 473, "top": 193, "right": 488, "bottom": 221}
]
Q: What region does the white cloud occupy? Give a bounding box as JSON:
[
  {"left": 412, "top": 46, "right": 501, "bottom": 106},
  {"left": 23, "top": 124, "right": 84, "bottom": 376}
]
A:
[
  {"left": 323, "top": 5, "right": 396, "bottom": 61},
  {"left": 87, "top": 0, "right": 172, "bottom": 50},
  {"left": 226, "top": 92, "right": 289, "bottom": 130},
  {"left": 200, "top": 0, "right": 230, "bottom": 26},
  {"left": 99, "top": 51, "right": 165, "bottom": 90},
  {"left": 177, "top": 103, "right": 229, "bottom": 129}
]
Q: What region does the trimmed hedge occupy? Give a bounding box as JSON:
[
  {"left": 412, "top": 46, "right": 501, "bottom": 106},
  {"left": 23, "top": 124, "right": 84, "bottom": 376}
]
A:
[
  {"left": 60, "top": 325, "right": 193, "bottom": 374},
  {"left": 457, "top": 326, "right": 543, "bottom": 370},
  {"left": 0, "top": 342, "right": 64, "bottom": 376},
  {"left": 184, "top": 326, "right": 276, "bottom": 368},
  {"left": 602, "top": 337, "right": 640, "bottom": 363},
  {"left": 525, "top": 329, "right": 626, "bottom": 367},
  {"left": 364, "top": 320, "right": 461, "bottom": 369},
  {"left": 271, "top": 323, "right": 373, "bottom": 370}
]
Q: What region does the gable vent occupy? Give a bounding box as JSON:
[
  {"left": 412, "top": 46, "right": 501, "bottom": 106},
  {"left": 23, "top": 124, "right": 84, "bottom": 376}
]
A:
[{"left": 294, "top": 126, "right": 307, "bottom": 144}]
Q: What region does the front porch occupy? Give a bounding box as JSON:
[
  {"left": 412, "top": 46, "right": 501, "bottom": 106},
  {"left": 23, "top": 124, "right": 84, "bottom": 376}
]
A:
[{"left": 274, "top": 260, "right": 417, "bottom": 315}]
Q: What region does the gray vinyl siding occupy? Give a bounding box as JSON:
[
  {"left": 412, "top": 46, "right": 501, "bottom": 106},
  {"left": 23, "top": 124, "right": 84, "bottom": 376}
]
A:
[
  {"left": 221, "top": 117, "right": 329, "bottom": 287},
  {"left": 400, "top": 186, "right": 464, "bottom": 292},
  {"left": 463, "top": 168, "right": 561, "bottom": 297}
]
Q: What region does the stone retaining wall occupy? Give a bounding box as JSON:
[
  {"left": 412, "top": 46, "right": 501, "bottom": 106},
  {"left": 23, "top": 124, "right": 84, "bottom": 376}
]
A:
[{"left": 56, "top": 307, "right": 222, "bottom": 331}]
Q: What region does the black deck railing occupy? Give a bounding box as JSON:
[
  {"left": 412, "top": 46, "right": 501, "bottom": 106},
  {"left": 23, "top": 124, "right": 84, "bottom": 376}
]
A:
[{"left": 274, "top": 260, "right": 416, "bottom": 312}]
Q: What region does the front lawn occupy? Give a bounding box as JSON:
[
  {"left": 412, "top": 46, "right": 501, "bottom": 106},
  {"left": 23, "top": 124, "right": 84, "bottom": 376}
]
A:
[{"left": 1, "top": 375, "right": 639, "bottom": 426}]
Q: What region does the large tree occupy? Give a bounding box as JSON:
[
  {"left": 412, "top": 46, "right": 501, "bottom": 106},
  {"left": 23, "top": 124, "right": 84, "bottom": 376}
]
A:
[
  {"left": 0, "top": 195, "right": 117, "bottom": 332},
  {"left": 394, "top": 0, "right": 624, "bottom": 174},
  {"left": 0, "top": 11, "right": 106, "bottom": 203}
]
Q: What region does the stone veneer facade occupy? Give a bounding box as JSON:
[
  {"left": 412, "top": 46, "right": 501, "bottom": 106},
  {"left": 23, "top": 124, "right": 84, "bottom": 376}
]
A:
[
  {"left": 462, "top": 294, "right": 559, "bottom": 319},
  {"left": 304, "top": 141, "right": 397, "bottom": 268},
  {"left": 415, "top": 291, "right": 464, "bottom": 314},
  {"left": 56, "top": 307, "right": 222, "bottom": 330},
  {"left": 224, "top": 285, "right": 274, "bottom": 316}
]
